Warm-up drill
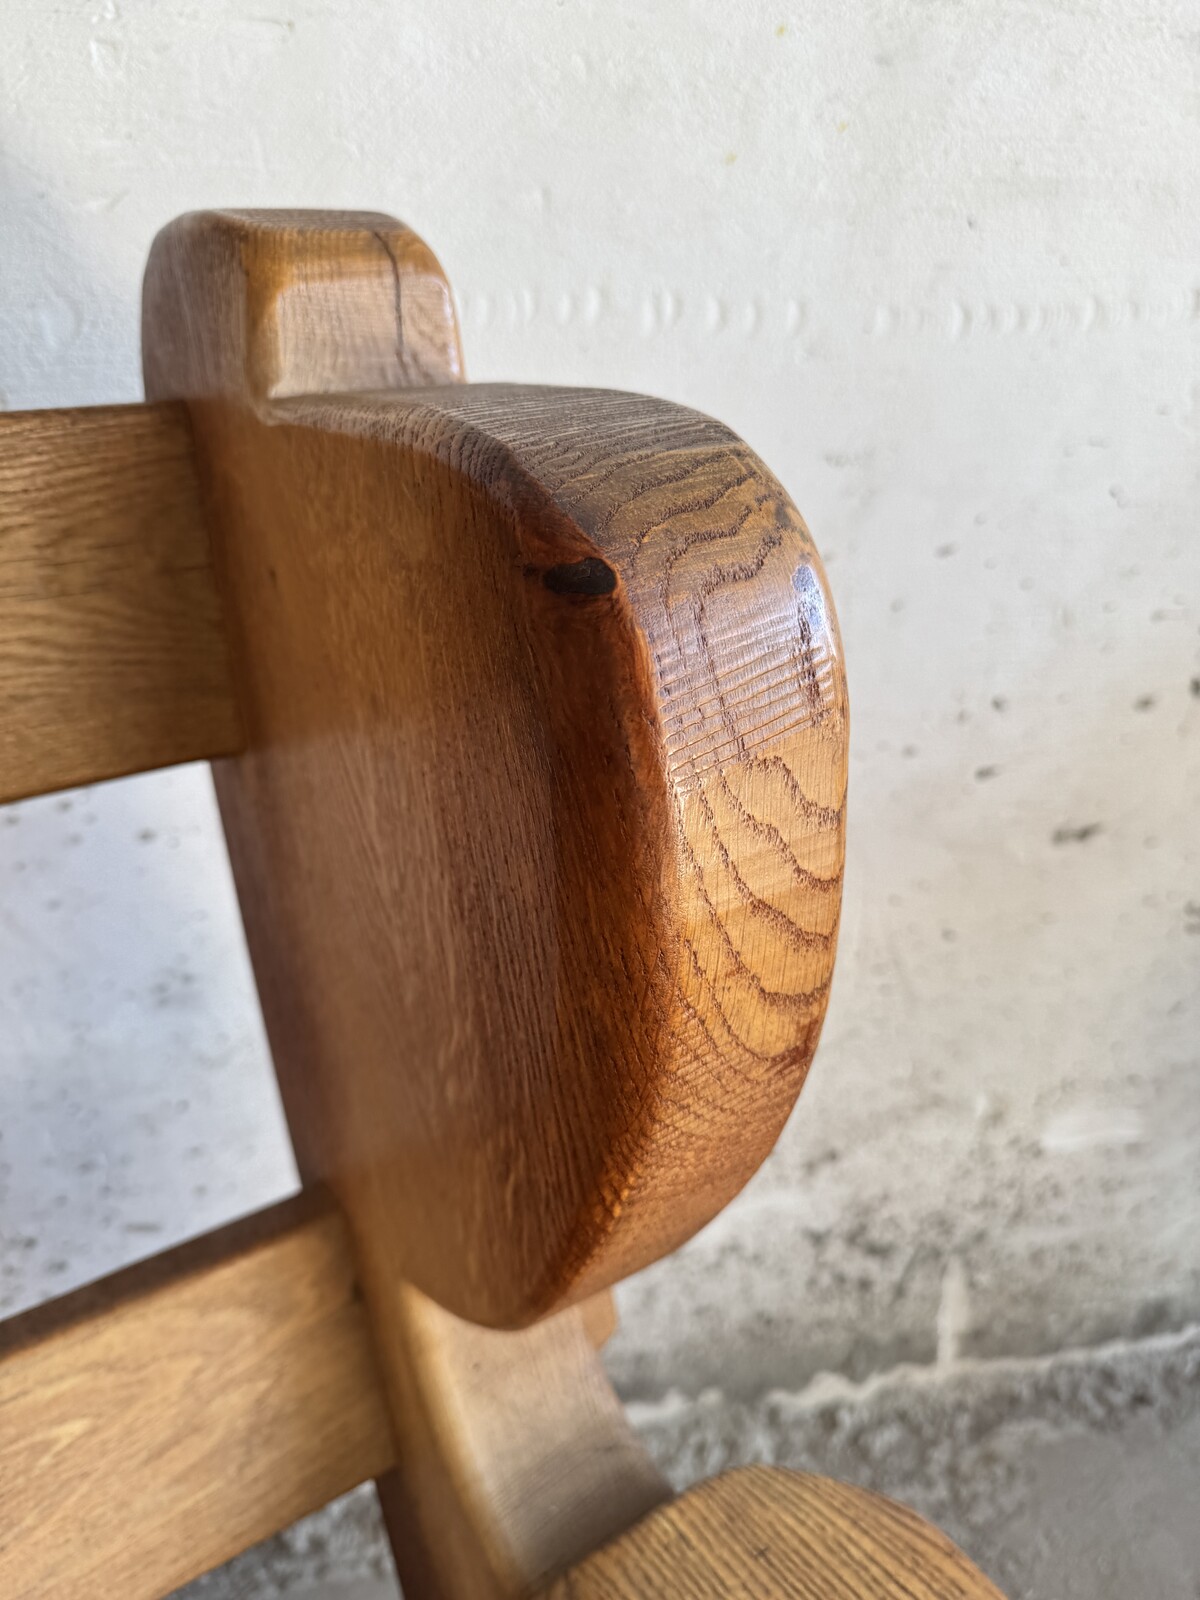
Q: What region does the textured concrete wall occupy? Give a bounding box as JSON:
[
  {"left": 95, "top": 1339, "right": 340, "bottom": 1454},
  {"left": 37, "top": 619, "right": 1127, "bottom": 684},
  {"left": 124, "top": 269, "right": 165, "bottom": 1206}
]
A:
[{"left": 1, "top": 6, "right": 1197, "bottom": 1590}]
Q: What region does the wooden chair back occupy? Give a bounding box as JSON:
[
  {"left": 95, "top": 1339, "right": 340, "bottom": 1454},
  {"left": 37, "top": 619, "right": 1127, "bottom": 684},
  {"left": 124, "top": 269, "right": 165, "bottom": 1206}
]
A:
[{"left": 0, "top": 210, "right": 1003, "bottom": 1600}]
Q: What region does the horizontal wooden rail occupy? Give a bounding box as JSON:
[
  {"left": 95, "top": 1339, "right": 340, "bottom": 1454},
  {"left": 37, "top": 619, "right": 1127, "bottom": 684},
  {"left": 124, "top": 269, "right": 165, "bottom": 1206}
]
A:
[
  {"left": 0, "top": 1192, "right": 393, "bottom": 1600},
  {"left": 0, "top": 402, "right": 242, "bottom": 804},
  {"left": 0, "top": 1190, "right": 618, "bottom": 1600}
]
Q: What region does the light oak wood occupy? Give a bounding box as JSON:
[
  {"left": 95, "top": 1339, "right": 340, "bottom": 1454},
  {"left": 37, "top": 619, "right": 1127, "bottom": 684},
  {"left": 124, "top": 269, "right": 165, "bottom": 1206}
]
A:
[
  {"left": 543, "top": 1466, "right": 1005, "bottom": 1600},
  {"left": 578, "top": 1288, "right": 618, "bottom": 1349},
  {"left": 140, "top": 208, "right": 850, "bottom": 1598},
  {"left": 0, "top": 208, "right": 1008, "bottom": 1600},
  {"left": 0, "top": 1203, "right": 1003, "bottom": 1600},
  {"left": 142, "top": 212, "right": 849, "bottom": 1333},
  {"left": 142, "top": 208, "right": 463, "bottom": 402},
  {"left": 0, "top": 402, "right": 241, "bottom": 802},
  {"left": 0, "top": 1193, "right": 393, "bottom": 1600},
  {"left": 0, "top": 1192, "right": 621, "bottom": 1600}
]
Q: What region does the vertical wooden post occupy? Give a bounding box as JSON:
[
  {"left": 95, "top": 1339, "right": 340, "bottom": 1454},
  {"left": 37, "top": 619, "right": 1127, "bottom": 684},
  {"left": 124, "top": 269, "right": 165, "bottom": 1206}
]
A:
[{"left": 141, "top": 210, "right": 847, "bottom": 1595}]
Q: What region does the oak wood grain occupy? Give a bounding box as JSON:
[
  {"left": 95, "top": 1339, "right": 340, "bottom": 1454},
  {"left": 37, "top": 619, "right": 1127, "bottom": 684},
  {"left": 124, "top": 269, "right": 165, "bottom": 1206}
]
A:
[
  {"left": 0, "top": 1193, "right": 621, "bottom": 1600},
  {"left": 253, "top": 384, "right": 848, "bottom": 1319},
  {"left": 142, "top": 214, "right": 849, "bottom": 1331},
  {"left": 0, "top": 1193, "right": 393, "bottom": 1600},
  {"left": 0, "top": 402, "right": 241, "bottom": 802},
  {"left": 542, "top": 1466, "right": 1005, "bottom": 1600},
  {"left": 140, "top": 209, "right": 850, "bottom": 1599},
  {"left": 0, "top": 209, "right": 1006, "bottom": 1600},
  {"left": 142, "top": 208, "right": 463, "bottom": 403}
]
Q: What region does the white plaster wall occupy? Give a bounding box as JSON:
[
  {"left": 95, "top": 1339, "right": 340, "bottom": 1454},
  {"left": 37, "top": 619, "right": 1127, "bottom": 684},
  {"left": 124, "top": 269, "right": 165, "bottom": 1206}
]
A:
[{"left": 2, "top": 0, "right": 1198, "bottom": 1410}]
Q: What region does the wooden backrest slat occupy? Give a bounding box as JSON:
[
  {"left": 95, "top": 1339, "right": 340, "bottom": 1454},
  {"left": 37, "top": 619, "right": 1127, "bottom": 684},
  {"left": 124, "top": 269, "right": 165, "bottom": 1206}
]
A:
[
  {"left": 0, "top": 1194, "right": 394, "bottom": 1600},
  {"left": 0, "top": 402, "right": 242, "bottom": 804},
  {"left": 0, "top": 1193, "right": 620, "bottom": 1600}
]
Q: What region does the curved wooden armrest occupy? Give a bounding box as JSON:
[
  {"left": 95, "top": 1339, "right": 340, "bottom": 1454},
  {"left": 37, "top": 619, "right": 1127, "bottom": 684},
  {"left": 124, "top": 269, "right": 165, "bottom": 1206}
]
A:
[{"left": 0, "top": 209, "right": 1002, "bottom": 1600}]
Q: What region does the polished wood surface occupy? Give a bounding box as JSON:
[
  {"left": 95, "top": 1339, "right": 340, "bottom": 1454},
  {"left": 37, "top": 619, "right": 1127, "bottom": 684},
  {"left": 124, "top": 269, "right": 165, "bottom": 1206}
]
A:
[
  {"left": 0, "top": 402, "right": 241, "bottom": 802},
  {"left": 142, "top": 212, "right": 849, "bottom": 1333},
  {"left": 0, "top": 207, "right": 1008, "bottom": 1600},
  {"left": 0, "top": 1196, "right": 1004, "bottom": 1600},
  {"left": 543, "top": 1466, "right": 1005, "bottom": 1600},
  {"left": 0, "top": 1194, "right": 393, "bottom": 1600}
]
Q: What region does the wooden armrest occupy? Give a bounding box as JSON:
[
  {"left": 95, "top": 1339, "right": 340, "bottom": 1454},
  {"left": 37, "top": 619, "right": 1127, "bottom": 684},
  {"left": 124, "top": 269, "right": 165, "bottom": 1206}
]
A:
[
  {"left": 143, "top": 212, "right": 848, "bottom": 1338},
  {"left": 0, "top": 208, "right": 1003, "bottom": 1600}
]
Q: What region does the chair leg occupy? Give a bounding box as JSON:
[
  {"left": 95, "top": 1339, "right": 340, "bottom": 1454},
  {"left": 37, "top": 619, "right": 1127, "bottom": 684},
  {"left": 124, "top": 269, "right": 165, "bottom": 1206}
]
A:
[{"left": 370, "top": 1282, "right": 669, "bottom": 1597}]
